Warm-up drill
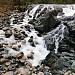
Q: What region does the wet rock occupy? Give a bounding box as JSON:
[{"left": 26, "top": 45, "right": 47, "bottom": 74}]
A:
[
  {"left": 21, "top": 39, "right": 26, "bottom": 45},
  {"left": 14, "top": 32, "right": 19, "bottom": 39},
  {"left": 27, "top": 52, "right": 33, "bottom": 59},
  {"left": 25, "top": 61, "right": 32, "bottom": 68},
  {"left": 4, "top": 54, "right": 12, "bottom": 59},
  {"left": 5, "top": 29, "right": 12, "bottom": 38},
  {"left": 44, "top": 35, "right": 54, "bottom": 51},
  {"left": 42, "top": 52, "right": 59, "bottom": 69},
  {"left": 28, "top": 37, "right": 33, "bottom": 42},
  {"left": 19, "top": 56, "right": 27, "bottom": 63},
  {"left": 71, "top": 65, "right": 75, "bottom": 72},
  {"left": 13, "top": 20, "right": 18, "bottom": 24},
  {"left": 16, "top": 52, "right": 24, "bottom": 59},
  {"left": 3, "top": 27, "right": 9, "bottom": 31},
  {"left": 37, "top": 33, "right": 42, "bottom": 37},
  {"left": 38, "top": 72, "right": 44, "bottom": 75},
  {"left": 5, "top": 62, "right": 11, "bottom": 66},
  {"left": 0, "top": 44, "right": 4, "bottom": 51},
  {"left": 30, "top": 42, "right": 36, "bottom": 47},
  {"left": 4, "top": 71, "right": 14, "bottom": 75},
  {"left": 17, "top": 67, "right": 29, "bottom": 75},
  {"left": 26, "top": 65, "right": 31, "bottom": 69},
  {"left": 64, "top": 70, "right": 71, "bottom": 75},
  {"left": 44, "top": 72, "right": 50, "bottom": 75},
  {"left": 0, "top": 58, "right": 9, "bottom": 64},
  {"left": 58, "top": 40, "right": 70, "bottom": 53},
  {"left": 18, "top": 6, "right": 27, "bottom": 12},
  {"left": 52, "top": 70, "right": 62, "bottom": 75},
  {"left": 32, "top": 73, "right": 37, "bottom": 75},
  {"left": 63, "top": 37, "right": 75, "bottom": 48},
  {"left": 32, "top": 67, "right": 37, "bottom": 73},
  {"left": 7, "top": 65, "right": 13, "bottom": 71},
  {"left": 12, "top": 45, "right": 17, "bottom": 50},
  {"left": 29, "top": 9, "right": 60, "bottom": 33},
  {"left": 14, "top": 30, "right": 25, "bottom": 40},
  {"left": 59, "top": 16, "right": 75, "bottom": 21}
]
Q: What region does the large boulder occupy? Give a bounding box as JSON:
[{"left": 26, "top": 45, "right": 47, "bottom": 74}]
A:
[
  {"left": 42, "top": 52, "right": 73, "bottom": 72},
  {"left": 28, "top": 7, "right": 61, "bottom": 33},
  {"left": 34, "top": 13, "right": 60, "bottom": 33}
]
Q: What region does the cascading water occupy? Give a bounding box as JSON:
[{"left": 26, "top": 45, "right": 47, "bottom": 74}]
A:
[
  {"left": 7, "top": 5, "right": 75, "bottom": 64},
  {"left": 1, "top": 4, "right": 75, "bottom": 66},
  {"left": 44, "top": 22, "right": 68, "bottom": 53}
]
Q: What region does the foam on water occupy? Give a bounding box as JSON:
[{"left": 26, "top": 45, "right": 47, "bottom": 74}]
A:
[
  {"left": 45, "top": 22, "right": 68, "bottom": 53},
  {"left": 57, "top": 5, "right": 75, "bottom": 18},
  {"left": 1, "top": 5, "right": 50, "bottom": 66},
  {"left": 1, "top": 4, "right": 75, "bottom": 66}
]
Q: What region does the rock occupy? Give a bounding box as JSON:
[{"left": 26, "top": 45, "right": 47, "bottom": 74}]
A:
[
  {"left": 59, "top": 16, "right": 75, "bottom": 21},
  {"left": 3, "top": 27, "right": 9, "bottom": 31},
  {"left": 16, "top": 52, "right": 24, "bottom": 59},
  {"left": 12, "top": 45, "right": 17, "bottom": 50},
  {"left": 14, "top": 31, "right": 19, "bottom": 37},
  {"left": 44, "top": 37, "right": 55, "bottom": 51},
  {"left": 5, "top": 29, "right": 12, "bottom": 38},
  {"left": 7, "top": 65, "right": 13, "bottom": 71},
  {"left": 17, "top": 67, "right": 29, "bottom": 75},
  {"left": 42, "top": 51, "right": 73, "bottom": 72},
  {"left": 28, "top": 38, "right": 33, "bottom": 42},
  {"left": 5, "top": 62, "right": 11, "bottom": 66},
  {"left": 4, "top": 71, "right": 14, "bottom": 75},
  {"left": 25, "top": 61, "right": 32, "bottom": 68},
  {"left": 0, "top": 58, "right": 9, "bottom": 64},
  {"left": 13, "top": 20, "right": 18, "bottom": 24},
  {"left": 19, "top": 6, "right": 27, "bottom": 12},
  {"left": 32, "top": 73, "right": 37, "bottom": 75},
  {"left": 71, "top": 65, "right": 75, "bottom": 72},
  {"left": 52, "top": 70, "right": 62, "bottom": 75},
  {"left": 4, "top": 54, "right": 12, "bottom": 59},
  {"left": 30, "top": 42, "right": 36, "bottom": 47},
  {"left": 58, "top": 40, "right": 70, "bottom": 53},
  {"left": 14, "top": 31, "right": 25, "bottom": 40},
  {"left": 42, "top": 52, "right": 59, "bottom": 68},
  {"left": 37, "top": 33, "right": 42, "bottom": 37},
  {"left": 26, "top": 65, "right": 31, "bottom": 69},
  {"left": 0, "top": 44, "right": 3, "bottom": 48},
  {"left": 44, "top": 72, "right": 50, "bottom": 75},
  {"left": 38, "top": 72, "right": 44, "bottom": 75},
  {"left": 27, "top": 52, "right": 33, "bottom": 59},
  {"left": 19, "top": 56, "right": 27, "bottom": 63},
  {"left": 63, "top": 37, "right": 75, "bottom": 48},
  {"left": 21, "top": 40, "right": 26, "bottom": 45},
  {"left": 29, "top": 9, "right": 60, "bottom": 33},
  {"left": 64, "top": 70, "right": 71, "bottom": 75},
  {"left": 32, "top": 67, "right": 37, "bottom": 73},
  {"left": 0, "top": 44, "right": 4, "bottom": 51},
  {"left": 0, "top": 65, "right": 3, "bottom": 71}
]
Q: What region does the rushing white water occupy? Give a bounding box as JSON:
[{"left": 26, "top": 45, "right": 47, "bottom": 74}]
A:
[
  {"left": 45, "top": 23, "right": 68, "bottom": 53},
  {"left": 1, "top": 4, "right": 75, "bottom": 66}
]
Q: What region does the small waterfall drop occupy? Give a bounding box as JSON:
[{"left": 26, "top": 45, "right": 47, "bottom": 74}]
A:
[
  {"left": 45, "top": 22, "right": 68, "bottom": 53},
  {"left": 1, "top": 4, "right": 75, "bottom": 66}
]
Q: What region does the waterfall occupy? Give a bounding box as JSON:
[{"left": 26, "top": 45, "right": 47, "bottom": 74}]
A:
[
  {"left": 1, "top": 4, "right": 75, "bottom": 66},
  {"left": 45, "top": 22, "right": 68, "bottom": 53}
]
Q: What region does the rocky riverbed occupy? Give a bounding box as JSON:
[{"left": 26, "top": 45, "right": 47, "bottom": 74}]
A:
[{"left": 0, "top": 4, "right": 75, "bottom": 75}]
